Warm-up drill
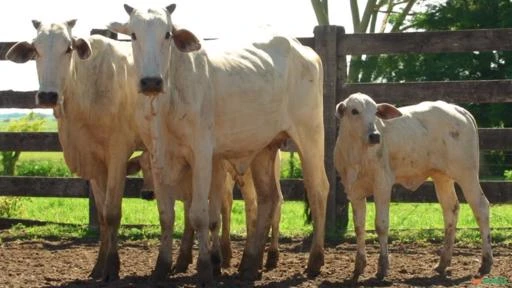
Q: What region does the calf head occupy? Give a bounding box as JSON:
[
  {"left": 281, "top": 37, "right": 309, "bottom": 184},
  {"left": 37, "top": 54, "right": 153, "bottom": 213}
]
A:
[
  {"left": 6, "top": 20, "right": 91, "bottom": 108},
  {"left": 109, "top": 4, "right": 201, "bottom": 96},
  {"left": 335, "top": 93, "right": 402, "bottom": 145}
]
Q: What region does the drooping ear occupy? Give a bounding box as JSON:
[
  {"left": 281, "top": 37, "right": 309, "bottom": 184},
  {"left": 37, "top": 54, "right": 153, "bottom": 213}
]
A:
[
  {"left": 166, "top": 4, "right": 176, "bottom": 14},
  {"left": 172, "top": 29, "right": 201, "bottom": 52},
  {"left": 65, "top": 19, "right": 77, "bottom": 29},
  {"left": 32, "top": 20, "right": 42, "bottom": 30},
  {"left": 6, "top": 41, "right": 36, "bottom": 63},
  {"left": 108, "top": 21, "right": 130, "bottom": 35},
  {"left": 72, "top": 38, "right": 92, "bottom": 60},
  {"left": 124, "top": 4, "right": 135, "bottom": 15},
  {"left": 376, "top": 103, "right": 402, "bottom": 120},
  {"left": 335, "top": 102, "right": 346, "bottom": 119}
]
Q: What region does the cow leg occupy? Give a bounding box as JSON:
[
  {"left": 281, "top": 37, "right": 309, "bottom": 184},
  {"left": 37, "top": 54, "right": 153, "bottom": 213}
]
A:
[
  {"left": 373, "top": 183, "right": 392, "bottom": 280},
  {"left": 240, "top": 168, "right": 257, "bottom": 243},
  {"left": 174, "top": 199, "right": 194, "bottom": 274},
  {"left": 209, "top": 159, "right": 226, "bottom": 276},
  {"left": 220, "top": 173, "right": 234, "bottom": 269},
  {"left": 432, "top": 176, "right": 459, "bottom": 275},
  {"left": 351, "top": 197, "right": 367, "bottom": 282},
  {"left": 239, "top": 147, "right": 280, "bottom": 281},
  {"left": 189, "top": 145, "right": 214, "bottom": 286},
  {"left": 150, "top": 156, "right": 176, "bottom": 282},
  {"left": 292, "top": 131, "right": 329, "bottom": 278},
  {"left": 88, "top": 177, "right": 107, "bottom": 280},
  {"left": 101, "top": 153, "right": 130, "bottom": 282},
  {"left": 458, "top": 177, "right": 493, "bottom": 276},
  {"left": 266, "top": 154, "right": 282, "bottom": 270}
]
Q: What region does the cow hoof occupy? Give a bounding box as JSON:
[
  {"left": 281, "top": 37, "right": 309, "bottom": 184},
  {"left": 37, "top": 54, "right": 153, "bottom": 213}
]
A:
[
  {"left": 305, "top": 249, "right": 324, "bottom": 278},
  {"left": 197, "top": 257, "right": 214, "bottom": 287},
  {"left": 238, "top": 252, "right": 262, "bottom": 281},
  {"left": 89, "top": 263, "right": 104, "bottom": 280},
  {"left": 265, "top": 248, "right": 279, "bottom": 270},
  {"left": 434, "top": 261, "right": 448, "bottom": 275},
  {"left": 173, "top": 252, "right": 192, "bottom": 274},
  {"left": 376, "top": 254, "right": 389, "bottom": 280},
  {"left": 211, "top": 250, "right": 222, "bottom": 277},
  {"left": 152, "top": 254, "right": 172, "bottom": 281},
  {"left": 101, "top": 253, "right": 120, "bottom": 282}
]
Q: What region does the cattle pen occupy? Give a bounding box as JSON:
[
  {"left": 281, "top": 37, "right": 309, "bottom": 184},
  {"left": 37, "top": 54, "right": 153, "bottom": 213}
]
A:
[{"left": 0, "top": 25, "right": 511, "bottom": 234}]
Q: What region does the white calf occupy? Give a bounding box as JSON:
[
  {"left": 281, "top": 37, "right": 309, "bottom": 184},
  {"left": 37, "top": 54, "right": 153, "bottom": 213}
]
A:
[{"left": 334, "top": 93, "right": 492, "bottom": 281}]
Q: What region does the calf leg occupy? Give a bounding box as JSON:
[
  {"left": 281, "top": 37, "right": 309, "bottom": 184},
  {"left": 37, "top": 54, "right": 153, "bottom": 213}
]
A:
[
  {"left": 458, "top": 177, "right": 493, "bottom": 276},
  {"left": 373, "top": 184, "right": 392, "bottom": 280},
  {"left": 351, "top": 197, "right": 367, "bottom": 282},
  {"left": 266, "top": 154, "right": 283, "bottom": 270},
  {"left": 239, "top": 147, "right": 280, "bottom": 280},
  {"left": 209, "top": 159, "right": 226, "bottom": 276},
  {"left": 88, "top": 177, "right": 107, "bottom": 280},
  {"left": 432, "top": 176, "right": 459, "bottom": 275},
  {"left": 220, "top": 174, "right": 234, "bottom": 268}
]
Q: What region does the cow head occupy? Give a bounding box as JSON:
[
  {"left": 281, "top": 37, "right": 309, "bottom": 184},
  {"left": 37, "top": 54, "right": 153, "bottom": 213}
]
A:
[
  {"left": 109, "top": 4, "right": 201, "bottom": 96},
  {"left": 335, "top": 92, "right": 402, "bottom": 145},
  {"left": 6, "top": 20, "right": 92, "bottom": 108}
]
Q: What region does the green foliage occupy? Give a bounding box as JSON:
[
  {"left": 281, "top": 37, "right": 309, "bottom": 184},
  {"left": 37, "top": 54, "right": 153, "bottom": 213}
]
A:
[
  {"left": 1, "top": 113, "right": 46, "bottom": 175},
  {"left": 504, "top": 170, "right": 512, "bottom": 180},
  {"left": 16, "top": 160, "right": 72, "bottom": 177},
  {"left": 0, "top": 197, "right": 22, "bottom": 217},
  {"left": 280, "top": 152, "right": 303, "bottom": 179}
]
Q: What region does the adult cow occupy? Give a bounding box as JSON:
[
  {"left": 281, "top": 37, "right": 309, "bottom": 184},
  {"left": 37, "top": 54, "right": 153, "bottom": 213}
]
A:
[
  {"left": 109, "top": 3, "right": 329, "bottom": 284},
  {"left": 334, "top": 93, "right": 493, "bottom": 281},
  {"left": 6, "top": 20, "right": 140, "bottom": 281}
]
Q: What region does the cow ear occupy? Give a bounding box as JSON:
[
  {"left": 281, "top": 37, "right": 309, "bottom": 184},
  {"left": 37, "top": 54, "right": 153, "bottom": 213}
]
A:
[
  {"left": 108, "top": 21, "right": 130, "bottom": 35},
  {"left": 335, "top": 102, "right": 346, "bottom": 119},
  {"left": 65, "top": 19, "right": 77, "bottom": 29},
  {"left": 73, "top": 38, "right": 92, "bottom": 60},
  {"left": 6, "top": 41, "right": 36, "bottom": 63},
  {"left": 166, "top": 4, "right": 176, "bottom": 14},
  {"left": 172, "top": 29, "right": 201, "bottom": 53},
  {"left": 124, "top": 4, "right": 135, "bottom": 15},
  {"left": 32, "top": 20, "right": 42, "bottom": 30},
  {"left": 376, "top": 103, "right": 402, "bottom": 120}
]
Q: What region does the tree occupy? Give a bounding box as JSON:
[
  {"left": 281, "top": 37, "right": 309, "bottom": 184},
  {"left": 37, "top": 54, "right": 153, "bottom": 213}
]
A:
[
  {"left": 1, "top": 112, "right": 46, "bottom": 175},
  {"left": 311, "top": 0, "right": 423, "bottom": 82}
]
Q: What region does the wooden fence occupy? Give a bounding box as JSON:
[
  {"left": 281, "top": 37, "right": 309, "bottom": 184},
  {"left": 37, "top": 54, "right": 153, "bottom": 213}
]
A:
[{"left": 0, "top": 26, "right": 511, "bottom": 233}]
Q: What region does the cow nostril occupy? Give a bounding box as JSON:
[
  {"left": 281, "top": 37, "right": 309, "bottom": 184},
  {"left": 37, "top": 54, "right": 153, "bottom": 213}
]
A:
[{"left": 368, "top": 133, "right": 381, "bottom": 144}]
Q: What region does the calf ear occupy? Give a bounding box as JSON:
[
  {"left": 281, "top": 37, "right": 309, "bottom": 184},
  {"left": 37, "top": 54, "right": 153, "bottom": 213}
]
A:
[
  {"left": 73, "top": 38, "right": 92, "bottom": 60},
  {"left": 335, "top": 102, "right": 346, "bottom": 119},
  {"left": 172, "top": 29, "right": 201, "bottom": 52},
  {"left": 166, "top": 4, "right": 176, "bottom": 14},
  {"left": 124, "top": 4, "right": 135, "bottom": 15},
  {"left": 108, "top": 22, "right": 130, "bottom": 35},
  {"left": 6, "top": 41, "right": 36, "bottom": 63},
  {"left": 32, "top": 20, "right": 42, "bottom": 30},
  {"left": 376, "top": 103, "right": 402, "bottom": 120}
]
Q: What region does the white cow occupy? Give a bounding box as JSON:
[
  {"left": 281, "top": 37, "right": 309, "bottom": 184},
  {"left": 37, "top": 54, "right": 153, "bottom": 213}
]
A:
[
  {"left": 334, "top": 93, "right": 493, "bottom": 281},
  {"left": 6, "top": 21, "right": 140, "bottom": 281},
  {"left": 109, "top": 4, "right": 329, "bottom": 285}
]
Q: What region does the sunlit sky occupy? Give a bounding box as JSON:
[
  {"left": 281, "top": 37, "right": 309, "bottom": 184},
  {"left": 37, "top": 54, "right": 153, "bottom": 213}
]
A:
[{"left": 0, "top": 0, "right": 354, "bottom": 113}]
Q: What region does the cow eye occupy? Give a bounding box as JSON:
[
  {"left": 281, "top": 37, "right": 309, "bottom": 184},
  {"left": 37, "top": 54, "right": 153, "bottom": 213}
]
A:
[
  {"left": 131, "top": 33, "right": 137, "bottom": 40},
  {"left": 65, "top": 46, "right": 73, "bottom": 54},
  {"left": 165, "top": 31, "right": 171, "bottom": 40},
  {"left": 351, "top": 109, "right": 359, "bottom": 115}
]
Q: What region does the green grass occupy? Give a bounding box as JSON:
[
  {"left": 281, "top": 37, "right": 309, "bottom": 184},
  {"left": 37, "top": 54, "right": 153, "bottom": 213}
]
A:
[{"left": 2, "top": 197, "right": 512, "bottom": 245}]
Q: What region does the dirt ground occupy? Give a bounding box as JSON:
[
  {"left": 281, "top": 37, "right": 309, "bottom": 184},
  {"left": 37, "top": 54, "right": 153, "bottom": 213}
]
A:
[{"left": 1, "top": 233, "right": 511, "bottom": 288}]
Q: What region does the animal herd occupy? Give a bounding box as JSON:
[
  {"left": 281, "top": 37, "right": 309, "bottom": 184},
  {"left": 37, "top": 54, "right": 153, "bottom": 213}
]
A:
[{"left": 6, "top": 3, "right": 493, "bottom": 286}]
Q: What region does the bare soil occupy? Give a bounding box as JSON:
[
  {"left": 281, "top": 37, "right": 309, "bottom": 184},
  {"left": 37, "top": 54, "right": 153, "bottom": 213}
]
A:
[{"left": 1, "top": 234, "right": 511, "bottom": 287}]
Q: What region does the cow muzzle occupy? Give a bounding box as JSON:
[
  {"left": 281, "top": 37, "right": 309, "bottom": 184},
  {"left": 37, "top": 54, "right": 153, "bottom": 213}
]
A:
[
  {"left": 140, "top": 77, "right": 163, "bottom": 96},
  {"left": 368, "top": 132, "right": 381, "bottom": 144},
  {"left": 36, "top": 91, "right": 59, "bottom": 107}
]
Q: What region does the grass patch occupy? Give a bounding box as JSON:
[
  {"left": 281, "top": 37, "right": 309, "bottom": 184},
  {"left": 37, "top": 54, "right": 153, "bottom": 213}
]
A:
[{"left": 2, "top": 198, "right": 512, "bottom": 245}]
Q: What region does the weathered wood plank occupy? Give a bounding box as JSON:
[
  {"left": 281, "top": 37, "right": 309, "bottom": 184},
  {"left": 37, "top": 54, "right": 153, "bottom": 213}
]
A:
[
  {"left": 339, "top": 28, "right": 512, "bottom": 55},
  {"left": 0, "top": 177, "right": 510, "bottom": 203},
  {"left": 0, "top": 90, "right": 37, "bottom": 109},
  {"left": 342, "top": 80, "right": 512, "bottom": 105}
]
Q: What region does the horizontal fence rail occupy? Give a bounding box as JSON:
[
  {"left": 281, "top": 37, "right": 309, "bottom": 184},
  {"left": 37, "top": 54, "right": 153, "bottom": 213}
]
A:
[{"left": 0, "top": 130, "right": 509, "bottom": 151}]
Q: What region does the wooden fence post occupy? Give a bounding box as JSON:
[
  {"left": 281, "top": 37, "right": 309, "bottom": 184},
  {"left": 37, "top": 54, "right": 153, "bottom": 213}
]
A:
[
  {"left": 87, "top": 29, "right": 118, "bottom": 231},
  {"left": 314, "top": 25, "right": 348, "bottom": 239}
]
